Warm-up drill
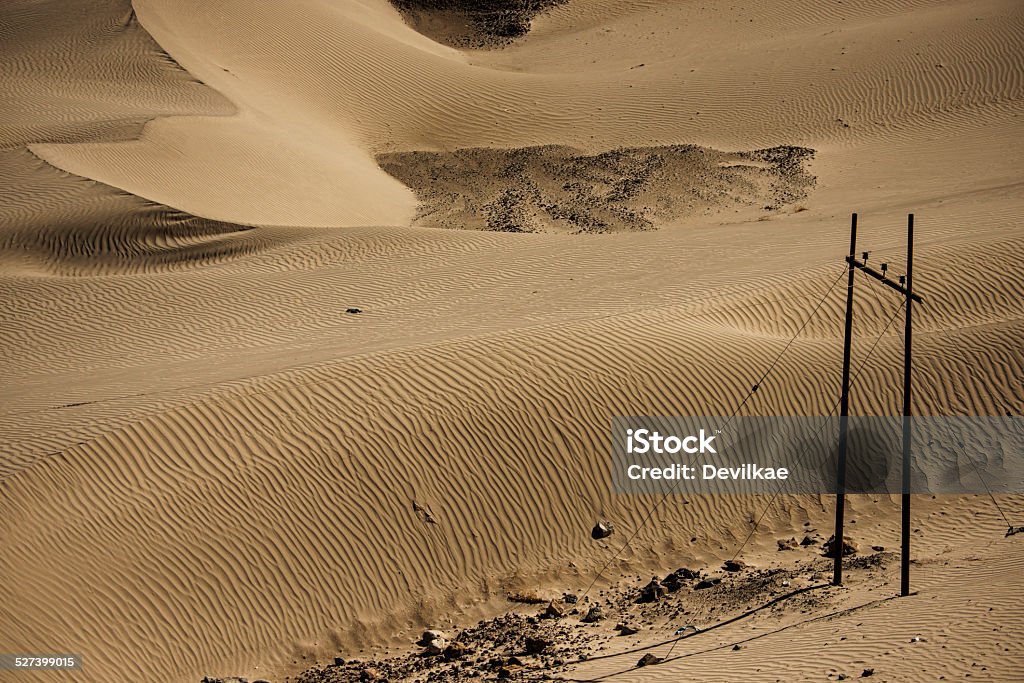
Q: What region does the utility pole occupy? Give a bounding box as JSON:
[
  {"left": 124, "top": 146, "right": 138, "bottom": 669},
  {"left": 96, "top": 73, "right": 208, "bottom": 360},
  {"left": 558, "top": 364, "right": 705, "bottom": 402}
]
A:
[
  {"left": 901, "top": 214, "right": 914, "bottom": 596},
  {"left": 833, "top": 213, "right": 857, "bottom": 587},
  {"left": 835, "top": 213, "right": 923, "bottom": 591}
]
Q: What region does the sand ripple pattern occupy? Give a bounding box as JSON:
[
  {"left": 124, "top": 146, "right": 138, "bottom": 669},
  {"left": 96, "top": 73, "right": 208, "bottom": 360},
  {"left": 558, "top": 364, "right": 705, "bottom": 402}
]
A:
[
  {"left": 2, "top": 234, "right": 1021, "bottom": 680},
  {"left": 1, "top": 0, "right": 1023, "bottom": 681}
]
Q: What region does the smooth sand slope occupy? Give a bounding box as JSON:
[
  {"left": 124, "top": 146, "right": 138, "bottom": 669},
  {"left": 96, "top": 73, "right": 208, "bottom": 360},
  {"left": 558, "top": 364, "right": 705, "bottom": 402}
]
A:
[{"left": 1, "top": 0, "right": 1022, "bottom": 681}]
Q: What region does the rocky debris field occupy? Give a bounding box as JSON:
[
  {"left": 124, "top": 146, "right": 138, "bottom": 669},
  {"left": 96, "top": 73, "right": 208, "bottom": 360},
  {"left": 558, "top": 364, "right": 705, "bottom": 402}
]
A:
[
  {"left": 378, "top": 145, "right": 816, "bottom": 234},
  {"left": 389, "top": 1, "right": 568, "bottom": 49},
  {"left": 272, "top": 549, "right": 893, "bottom": 683}
]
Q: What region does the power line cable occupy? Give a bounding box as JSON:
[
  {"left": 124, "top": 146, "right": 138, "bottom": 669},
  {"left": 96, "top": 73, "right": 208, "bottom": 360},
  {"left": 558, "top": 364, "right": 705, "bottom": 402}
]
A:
[
  {"left": 725, "top": 290, "right": 907, "bottom": 567},
  {"left": 659, "top": 295, "right": 906, "bottom": 664},
  {"left": 550, "top": 593, "right": 899, "bottom": 682},
  {"left": 577, "top": 266, "right": 849, "bottom": 604},
  {"left": 894, "top": 312, "right": 1020, "bottom": 532}
]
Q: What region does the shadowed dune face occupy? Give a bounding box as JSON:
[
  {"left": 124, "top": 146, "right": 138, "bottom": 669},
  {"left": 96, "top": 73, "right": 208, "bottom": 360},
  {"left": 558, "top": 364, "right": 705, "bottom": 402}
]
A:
[
  {"left": 0, "top": 0, "right": 273, "bottom": 273},
  {"left": 0, "top": 150, "right": 281, "bottom": 275},
  {"left": 379, "top": 144, "right": 815, "bottom": 232},
  {"left": 390, "top": 0, "right": 568, "bottom": 47}
]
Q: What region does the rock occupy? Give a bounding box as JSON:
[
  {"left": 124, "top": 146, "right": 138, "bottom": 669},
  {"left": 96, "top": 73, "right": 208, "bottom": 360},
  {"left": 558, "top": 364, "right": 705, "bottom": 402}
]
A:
[
  {"left": 777, "top": 537, "right": 800, "bottom": 551},
  {"left": 637, "top": 653, "right": 664, "bottom": 667},
  {"left": 823, "top": 535, "right": 858, "bottom": 558},
  {"left": 723, "top": 559, "right": 747, "bottom": 572},
  {"left": 417, "top": 629, "right": 448, "bottom": 656},
  {"left": 443, "top": 642, "right": 469, "bottom": 660},
  {"left": 694, "top": 577, "right": 721, "bottom": 590},
  {"left": 837, "top": 675, "right": 848, "bottom": 681},
  {"left": 674, "top": 567, "right": 701, "bottom": 580},
  {"left": 542, "top": 601, "right": 565, "bottom": 619},
  {"left": 497, "top": 667, "right": 512, "bottom": 679},
  {"left": 345, "top": 308, "right": 362, "bottom": 314},
  {"left": 563, "top": 593, "right": 578, "bottom": 604},
  {"left": 581, "top": 605, "right": 604, "bottom": 623},
  {"left": 871, "top": 545, "right": 885, "bottom": 552},
  {"left": 661, "top": 567, "right": 699, "bottom": 592},
  {"left": 592, "top": 520, "right": 614, "bottom": 539},
  {"left": 417, "top": 629, "right": 446, "bottom": 644},
  {"left": 661, "top": 573, "right": 684, "bottom": 592},
  {"left": 732, "top": 644, "right": 742, "bottom": 651},
  {"left": 333, "top": 657, "right": 345, "bottom": 666},
  {"left": 800, "top": 535, "right": 818, "bottom": 546},
  {"left": 638, "top": 577, "right": 668, "bottom": 603},
  {"left": 524, "top": 637, "right": 550, "bottom": 655},
  {"left": 359, "top": 669, "right": 380, "bottom": 682},
  {"left": 615, "top": 623, "right": 639, "bottom": 636},
  {"left": 861, "top": 669, "right": 875, "bottom": 677}
]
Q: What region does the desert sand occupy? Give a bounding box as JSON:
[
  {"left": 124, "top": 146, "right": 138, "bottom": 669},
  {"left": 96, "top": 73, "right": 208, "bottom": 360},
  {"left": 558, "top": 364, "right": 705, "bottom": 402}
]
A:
[{"left": 1, "top": 0, "right": 1022, "bottom": 681}]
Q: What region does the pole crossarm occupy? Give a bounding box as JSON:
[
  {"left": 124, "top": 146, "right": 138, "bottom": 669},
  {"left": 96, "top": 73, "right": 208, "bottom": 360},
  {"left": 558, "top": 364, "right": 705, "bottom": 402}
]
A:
[{"left": 845, "top": 256, "right": 924, "bottom": 303}]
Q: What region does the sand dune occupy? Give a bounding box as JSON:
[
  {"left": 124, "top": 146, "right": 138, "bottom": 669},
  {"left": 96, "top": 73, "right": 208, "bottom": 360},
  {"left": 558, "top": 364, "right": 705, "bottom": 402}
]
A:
[
  {"left": 25, "top": 0, "right": 1023, "bottom": 222},
  {"left": 1, "top": 0, "right": 1022, "bottom": 681},
  {"left": 0, "top": 0, "right": 232, "bottom": 149},
  {"left": 2, "top": 235, "right": 1021, "bottom": 681}
]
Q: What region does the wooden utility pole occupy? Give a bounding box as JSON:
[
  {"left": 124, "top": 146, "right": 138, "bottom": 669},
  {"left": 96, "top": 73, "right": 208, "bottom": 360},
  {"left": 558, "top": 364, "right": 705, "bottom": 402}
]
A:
[
  {"left": 900, "top": 214, "right": 915, "bottom": 596},
  {"left": 833, "top": 213, "right": 858, "bottom": 587}
]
